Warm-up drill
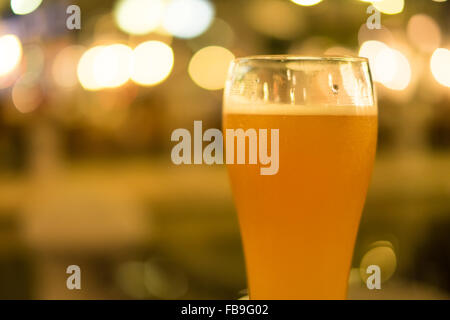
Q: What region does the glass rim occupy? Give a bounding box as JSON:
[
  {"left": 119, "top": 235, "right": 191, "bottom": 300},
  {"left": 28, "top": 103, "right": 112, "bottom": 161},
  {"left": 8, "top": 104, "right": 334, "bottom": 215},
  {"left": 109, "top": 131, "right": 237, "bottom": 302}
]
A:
[{"left": 233, "top": 55, "right": 368, "bottom": 64}]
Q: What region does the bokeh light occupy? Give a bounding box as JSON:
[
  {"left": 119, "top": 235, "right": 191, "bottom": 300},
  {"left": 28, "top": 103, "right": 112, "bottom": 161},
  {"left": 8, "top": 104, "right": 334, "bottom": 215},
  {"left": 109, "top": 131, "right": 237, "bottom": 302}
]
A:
[
  {"left": 0, "top": 34, "right": 22, "bottom": 77},
  {"left": 407, "top": 14, "right": 441, "bottom": 53},
  {"left": 114, "top": 0, "right": 164, "bottom": 35},
  {"left": 291, "top": 0, "right": 323, "bottom": 6},
  {"left": 188, "top": 46, "right": 234, "bottom": 90},
  {"left": 430, "top": 48, "right": 450, "bottom": 87},
  {"left": 360, "top": 242, "right": 397, "bottom": 284},
  {"left": 373, "top": 0, "right": 404, "bottom": 15},
  {"left": 77, "top": 44, "right": 133, "bottom": 90},
  {"left": 374, "top": 48, "right": 398, "bottom": 85},
  {"left": 379, "top": 48, "right": 411, "bottom": 91},
  {"left": 10, "top": 0, "right": 42, "bottom": 15},
  {"left": 77, "top": 46, "right": 105, "bottom": 91},
  {"left": 94, "top": 44, "right": 133, "bottom": 89},
  {"left": 359, "top": 40, "right": 411, "bottom": 90},
  {"left": 78, "top": 41, "right": 174, "bottom": 90},
  {"left": 359, "top": 40, "right": 389, "bottom": 74},
  {"left": 131, "top": 41, "right": 174, "bottom": 86},
  {"left": 12, "top": 74, "right": 43, "bottom": 113},
  {"left": 52, "top": 45, "right": 85, "bottom": 89},
  {"left": 163, "top": 0, "right": 215, "bottom": 39}
]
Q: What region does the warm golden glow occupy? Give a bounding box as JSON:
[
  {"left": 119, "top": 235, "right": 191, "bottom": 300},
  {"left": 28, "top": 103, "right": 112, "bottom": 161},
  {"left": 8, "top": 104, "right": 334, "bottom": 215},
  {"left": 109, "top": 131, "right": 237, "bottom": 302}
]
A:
[
  {"left": 114, "top": 0, "right": 164, "bottom": 35},
  {"left": 373, "top": 0, "right": 404, "bottom": 15},
  {"left": 374, "top": 48, "right": 397, "bottom": 85},
  {"left": 52, "top": 45, "right": 85, "bottom": 89},
  {"left": 78, "top": 41, "right": 173, "bottom": 90},
  {"left": 380, "top": 48, "right": 411, "bottom": 91},
  {"left": 94, "top": 44, "right": 133, "bottom": 88},
  {"left": 291, "top": 0, "right": 323, "bottom": 6},
  {"left": 0, "top": 34, "right": 22, "bottom": 77},
  {"left": 12, "top": 74, "right": 42, "bottom": 113},
  {"left": 360, "top": 243, "right": 397, "bottom": 283},
  {"left": 359, "top": 41, "right": 411, "bottom": 90},
  {"left": 188, "top": 18, "right": 234, "bottom": 51},
  {"left": 131, "top": 41, "right": 174, "bottom": 86},
  {"left": 10, "top": 0, "right": 42, "bottom": 15},
  {"left": 162, "top": 0, "right": 215, "bottom": 39},
  {"left": 359, "top": 40, "right": 388, "bottom": 79},
  {"left": 77, "top": 46, "right": 105, "bottom": 91},
  {"left": 407, "top": 14, "right": 441, "bottom": 53},
  {"left": 357, "top": 23, "right": 394, "bottom": 47},
  {"left": 430, "top": 48, "right": 450, "bottom": 87},
  {"left": 188, "top": 46, "right": 234, "bottom": 90},
  {"left": 324, "top": 46, "right": 354, "bottom": 56},
  {"left": 247, "top": 0, "right": 304, "bottom": 40}
]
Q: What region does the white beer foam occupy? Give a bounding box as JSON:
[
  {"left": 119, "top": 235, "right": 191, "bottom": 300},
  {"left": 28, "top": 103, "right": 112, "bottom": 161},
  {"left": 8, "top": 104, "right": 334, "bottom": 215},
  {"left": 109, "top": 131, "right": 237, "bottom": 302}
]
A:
[{"left": 224, "top": 98, "right": 377, "bottom": 116}]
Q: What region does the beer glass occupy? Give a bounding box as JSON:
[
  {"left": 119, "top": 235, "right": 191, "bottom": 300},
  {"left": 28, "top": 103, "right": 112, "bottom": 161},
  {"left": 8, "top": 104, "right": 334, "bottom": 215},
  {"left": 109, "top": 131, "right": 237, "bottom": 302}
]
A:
[{"left": 223, "top": 56, "right": 377, "bottom": 299}]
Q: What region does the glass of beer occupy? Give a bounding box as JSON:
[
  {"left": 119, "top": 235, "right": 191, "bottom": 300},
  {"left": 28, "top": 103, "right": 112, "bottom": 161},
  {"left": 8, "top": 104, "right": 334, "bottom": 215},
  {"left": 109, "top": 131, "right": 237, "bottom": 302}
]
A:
[{"left": 223, "top": 56, "right": 377, "bottom": 299}]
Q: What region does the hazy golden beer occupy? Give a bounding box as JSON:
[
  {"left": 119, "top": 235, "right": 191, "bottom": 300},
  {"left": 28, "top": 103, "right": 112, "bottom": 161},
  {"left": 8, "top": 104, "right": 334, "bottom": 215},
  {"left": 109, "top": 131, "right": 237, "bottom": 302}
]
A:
[{"left": 223, "top": 56, "right": 377, "bottom": 299}]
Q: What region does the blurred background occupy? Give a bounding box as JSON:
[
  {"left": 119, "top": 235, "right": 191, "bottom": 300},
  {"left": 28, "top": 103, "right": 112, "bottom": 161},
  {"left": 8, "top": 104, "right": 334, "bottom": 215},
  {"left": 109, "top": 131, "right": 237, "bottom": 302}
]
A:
[{"left": 0, "top": 0, "right": 449, "bottom": 299}]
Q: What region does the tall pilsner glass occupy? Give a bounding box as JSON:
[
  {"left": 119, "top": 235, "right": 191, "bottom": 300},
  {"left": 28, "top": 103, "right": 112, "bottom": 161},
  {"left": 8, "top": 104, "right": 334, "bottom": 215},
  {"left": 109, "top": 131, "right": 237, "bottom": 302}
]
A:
[{"left": 223, "top": 56, "right": 377, "bottom": 299}]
